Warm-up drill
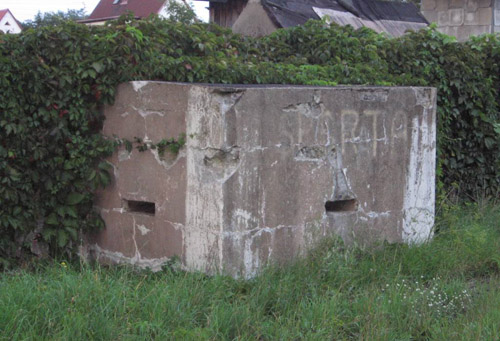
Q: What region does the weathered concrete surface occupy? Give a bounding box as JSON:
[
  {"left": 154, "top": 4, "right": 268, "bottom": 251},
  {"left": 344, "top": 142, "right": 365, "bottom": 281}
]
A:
[
  {"left": 88, "top": 82, "right": 188, "bottom": 270},
  {"left": 88, "top": 82, "right": 437, "bottom": 278},
  {"left": 421, "top": 0, "right": 496, "bottom": 41}
]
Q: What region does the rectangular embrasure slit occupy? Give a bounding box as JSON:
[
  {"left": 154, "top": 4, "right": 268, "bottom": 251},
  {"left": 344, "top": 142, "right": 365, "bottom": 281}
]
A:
[
  {"left": 325, "top": 199, "right": 357, "bottom": 212},
  {"left": 124, "top": 200, "right": 155, "bottom": 215}
]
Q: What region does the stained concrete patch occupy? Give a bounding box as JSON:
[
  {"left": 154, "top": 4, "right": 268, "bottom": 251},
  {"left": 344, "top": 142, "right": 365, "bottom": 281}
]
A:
[{"left": 87, "top": 82, "right": 437, "bottom": 278}]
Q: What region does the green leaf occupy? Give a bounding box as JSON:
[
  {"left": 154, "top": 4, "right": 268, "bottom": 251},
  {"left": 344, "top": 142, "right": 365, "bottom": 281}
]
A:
[
  {"left": 98, "top": 161, "right": 111, "bottom": 171},
  {"left": 485, "top": 137, "right": 495, "bottom": 149},
  {"left": 65, "top": 226, "right": 78, "bottom": 240},
  {"left": 46, "top": 213, "right": 59, "bottom": 226},
  {"left": 42, "top": 228, "right": 56, "bottom": 240},
  {"left": 66, "top": 206, "right": 78, "bottom": 218},
  {"left": 57, "top": 230, "right": 69, "bottom": 248},
  {"left": 92, "top": 61, "right": 105, "bottom": 73},
  {"left": 87, "top": 170, "right": 97, "bottom": 181},
  {"left": 125, "top": 140, "right": 133, "bottom": 153},
  {"left": 66, "top": 193, "right": 85, "bottom": 206}
]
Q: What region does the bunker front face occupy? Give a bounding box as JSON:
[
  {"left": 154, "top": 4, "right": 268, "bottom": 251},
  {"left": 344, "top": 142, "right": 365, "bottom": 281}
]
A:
[{"left": 85, "top": 82, "right": 437, "bottom": 278}]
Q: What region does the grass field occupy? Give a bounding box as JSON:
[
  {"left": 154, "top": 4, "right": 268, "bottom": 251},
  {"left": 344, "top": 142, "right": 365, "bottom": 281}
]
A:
[{"left": 1, "top": 204, "right": 499, "bottom": 340}]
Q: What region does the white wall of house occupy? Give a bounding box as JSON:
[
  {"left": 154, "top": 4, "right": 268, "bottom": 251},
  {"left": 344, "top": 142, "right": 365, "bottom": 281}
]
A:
[{"left": 0, "top": 11, "right": 22, "bottom": 34}]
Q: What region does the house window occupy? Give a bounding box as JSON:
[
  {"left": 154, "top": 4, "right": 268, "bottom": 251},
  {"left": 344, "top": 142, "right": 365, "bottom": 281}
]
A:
[{"left": 5, "top": 21, "right": 10, "bottom": 26}]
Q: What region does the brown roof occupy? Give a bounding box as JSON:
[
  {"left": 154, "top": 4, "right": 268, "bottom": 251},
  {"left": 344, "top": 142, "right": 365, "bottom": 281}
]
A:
[{"left": 87, "top": 0, "right": 166, "bottom": 21}]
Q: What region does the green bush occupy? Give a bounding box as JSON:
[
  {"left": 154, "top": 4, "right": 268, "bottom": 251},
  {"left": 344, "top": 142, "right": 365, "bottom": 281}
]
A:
[
  {"left": 1, "top": 17, "right": 499, "bottom": 266},
  {"left": 384, "top": 29, "right": 500, "bottom": 199}
]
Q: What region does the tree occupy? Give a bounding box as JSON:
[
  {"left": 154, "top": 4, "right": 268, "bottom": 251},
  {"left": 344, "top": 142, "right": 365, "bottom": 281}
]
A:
[
  {"left": 163, "top": 0, "right": 199, "bottom": 24},
  {"left": 23, "top": 9, "right": 88, "bottom": 28}
]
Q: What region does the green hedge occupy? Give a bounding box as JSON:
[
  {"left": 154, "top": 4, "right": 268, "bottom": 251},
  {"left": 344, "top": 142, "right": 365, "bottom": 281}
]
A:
[{"left": 1, "top": 17, "right": 499, "bottom": 266}]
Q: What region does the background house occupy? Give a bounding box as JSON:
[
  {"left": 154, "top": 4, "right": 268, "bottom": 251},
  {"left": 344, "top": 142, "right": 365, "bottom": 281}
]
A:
[
  {"left": 80, "top": 0, "right": 170, "bottom": 25},
  {"left": 420, "top": 0, "right": 499, "bottom": 41},
  {"left": 197, "top": 0, "right": 428, "bottom": 37},
  {"left": 0, "top": 9, "right": 22, "bottom": 34}
]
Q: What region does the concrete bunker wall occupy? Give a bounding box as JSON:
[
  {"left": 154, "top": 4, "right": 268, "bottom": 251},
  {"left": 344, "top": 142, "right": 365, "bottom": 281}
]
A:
[{"left": 88, "top": 82, "right": 437, "bottom": 278}]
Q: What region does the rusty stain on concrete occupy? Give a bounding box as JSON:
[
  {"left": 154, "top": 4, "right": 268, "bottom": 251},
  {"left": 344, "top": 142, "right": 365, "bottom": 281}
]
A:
[{"left": 85, "top": 82, "right": 437, "bottom": 278}]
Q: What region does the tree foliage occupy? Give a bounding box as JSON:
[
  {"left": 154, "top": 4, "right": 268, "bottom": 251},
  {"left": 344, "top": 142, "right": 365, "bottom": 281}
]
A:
[
  {"left": 163, "top": 0, "right": 199, "bottom": 24},
  {"left": 23, "top": 9, "right": 88, "bottom": 28}
]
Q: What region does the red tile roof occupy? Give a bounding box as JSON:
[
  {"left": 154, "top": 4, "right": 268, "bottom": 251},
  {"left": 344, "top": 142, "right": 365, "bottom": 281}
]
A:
[
  {"left": 87, "top": 0, "right": 166, "bottom": 21},
  {"left": 0, "top": 9, "right": 10, "bottom": 21}
]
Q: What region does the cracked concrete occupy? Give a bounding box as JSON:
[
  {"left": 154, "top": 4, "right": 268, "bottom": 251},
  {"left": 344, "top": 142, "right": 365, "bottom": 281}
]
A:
[{"left": 87, "top": 82, "right": 437, "bottom": 278}]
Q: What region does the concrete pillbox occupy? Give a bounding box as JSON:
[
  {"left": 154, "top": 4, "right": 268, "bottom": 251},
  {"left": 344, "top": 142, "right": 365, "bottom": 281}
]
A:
[{"left": 85, "top": 82, "right": 437, "bottom": 278}]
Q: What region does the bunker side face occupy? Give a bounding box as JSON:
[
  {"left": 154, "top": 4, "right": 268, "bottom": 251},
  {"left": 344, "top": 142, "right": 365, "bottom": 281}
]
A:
[
  {"left": 88, "top": 82, "right": 190, "bottom": 270},
  {"left": 88, "top": 82, "right": 437, "bottom": 278}
]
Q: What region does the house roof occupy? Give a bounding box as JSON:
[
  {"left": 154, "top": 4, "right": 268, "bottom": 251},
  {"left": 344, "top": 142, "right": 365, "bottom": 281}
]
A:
[
  {"left": 0, "top": 8, "right": 22, "bottom": 28},
  {"left": 0, "top": 9, "right": 18, "bottom": 22},
  {"left": 0, "top": 9, "right": 9, "bottom": 21},
  {"left": 86, "top": 0, "right": 166, "bottom": 21},
  {"left": 198, "top": 0, "right": 428, "bottom": 37},
  {"left": 261, "top": 0, "right": 428, "bottom": 36}
]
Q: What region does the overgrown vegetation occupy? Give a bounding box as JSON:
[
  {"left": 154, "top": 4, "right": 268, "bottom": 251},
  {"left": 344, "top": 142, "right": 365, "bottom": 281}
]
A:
[
  {"left": 1, "top": 17, "right": 499, "bottom": 265},
  {"left": 22, "top": 9, "right": 88, "bottom": 28},
  {"left": 1, "top": 204, "right": 499, "bottom": 339}
]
